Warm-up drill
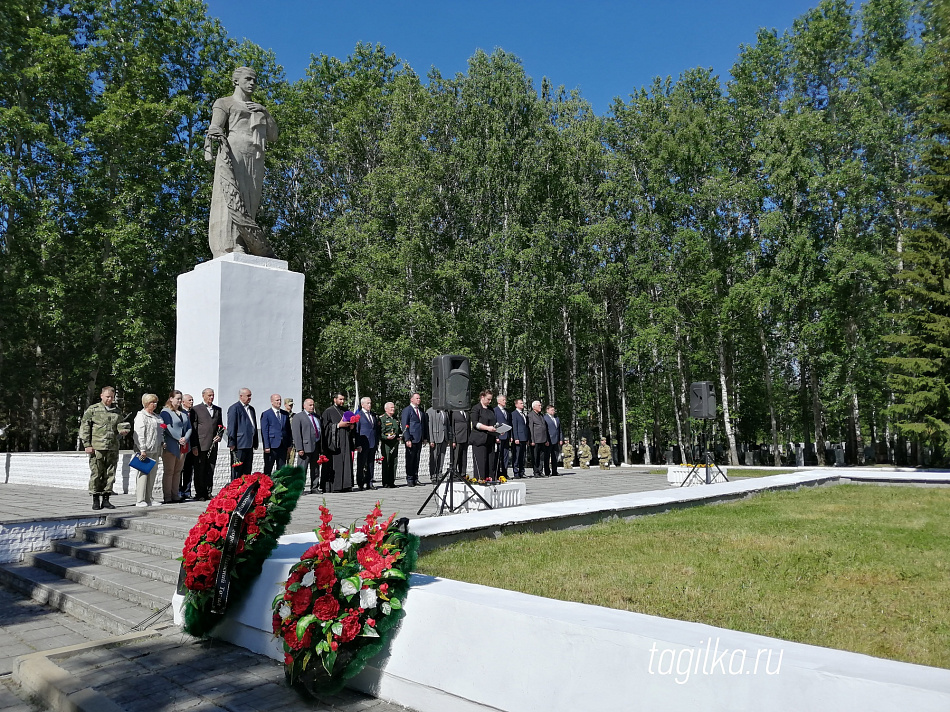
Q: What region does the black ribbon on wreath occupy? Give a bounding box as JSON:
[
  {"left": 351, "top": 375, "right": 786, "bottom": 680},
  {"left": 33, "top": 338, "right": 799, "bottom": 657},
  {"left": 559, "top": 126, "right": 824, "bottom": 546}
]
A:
[{"left": 211, "top": 481, "right": 261, "bottom": 614}]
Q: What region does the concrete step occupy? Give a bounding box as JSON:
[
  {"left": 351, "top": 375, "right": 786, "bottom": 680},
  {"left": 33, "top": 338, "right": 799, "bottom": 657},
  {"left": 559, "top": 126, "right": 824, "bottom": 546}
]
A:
[
  {"left": 52, "top": 538, "right": 180, "bottom": 585},
  {"left": 105, "top": 512, "right": 195, "bottom": 540},
  {"left": 0, "top": 562, "right": 172, "bottom": 635},
  {"left": 26, "top": 550, "right": 175, "bottom": 611},
  {"left": 77, "top": 525, "right": 184, "bottom": 560}
]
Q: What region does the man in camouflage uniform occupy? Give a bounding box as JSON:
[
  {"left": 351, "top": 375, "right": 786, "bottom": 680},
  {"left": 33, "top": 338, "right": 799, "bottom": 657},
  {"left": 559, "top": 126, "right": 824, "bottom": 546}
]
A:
[
  {"left": 561, "top": 440, "right": 575, "bottom": 470},
  {"left": 598, "top": 437, "right": 612, "bottom": 469},
  {"left": 80, "top": 386, "right": 129, "bottom": 511},
  {"left": 578, "top": 438, "right": 592, "bottom": 469}
]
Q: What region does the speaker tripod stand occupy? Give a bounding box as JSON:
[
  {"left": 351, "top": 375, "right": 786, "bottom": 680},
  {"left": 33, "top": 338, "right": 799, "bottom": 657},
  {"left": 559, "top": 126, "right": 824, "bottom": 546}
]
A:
[
  {"left": 680, "top": 419, "right": 729, "bottom": 487},
  {"left": 417, "top": 414, "right": 493, "bottom": 516}
]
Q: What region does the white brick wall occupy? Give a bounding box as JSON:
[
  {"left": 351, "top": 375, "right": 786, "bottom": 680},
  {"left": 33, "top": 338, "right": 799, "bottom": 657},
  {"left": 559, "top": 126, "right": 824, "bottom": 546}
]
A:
[{"left": 0, "top": 518, "right": 104, "bottom": 563}]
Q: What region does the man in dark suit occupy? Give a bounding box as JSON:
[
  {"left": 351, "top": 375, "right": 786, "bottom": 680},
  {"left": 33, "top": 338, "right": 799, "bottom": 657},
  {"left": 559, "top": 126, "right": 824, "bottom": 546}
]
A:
[
  {"left": 260, "top": 393, "right": 291, "bottom": 474},
  {"left": 493, "top": 394, "right": 511, "bottom": 478},
  {"left": 355, "top": 397, "right": 379, "bottom": 490},
  {"left": 510, "top": 398, "right": 530, "bottom": 479},
  {"left": 191, "top": 388, "right": 223, "bottom": 500},
  {"left": 545, "top": 404, "right": 564, "bottom": 477},
  {"left": 527, "top": 400, "right": 549, "bottom": 477},
  {"left": 227, "top": 387, "right": 258, "bottom": 478},
  {"left": 292, "top": 398, "right": 322, "bottom": 493},
  {"left": 449, "top": 408, "right": 470, "bottom": 477},
  {"left": 426, "top": 405, "right": 448, "bottom": 484},
  {"left": 400, "top": 392, "right": 425, "bottom": 486}
]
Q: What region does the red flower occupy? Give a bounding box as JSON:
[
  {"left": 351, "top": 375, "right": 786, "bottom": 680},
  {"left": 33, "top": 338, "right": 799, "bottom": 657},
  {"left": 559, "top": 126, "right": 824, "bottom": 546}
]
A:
[
  {"left": 221, "top": 498, "right": 237, "bottom": 512},
  {"left": 247, "top": 524, "right": 260, "bottom": 535},
  {"left": 366, "top": 618, "right": 376, "bottom": 627},
  {"left": 357, "top": 547, "right": 386, "bottom": 578},
  {"left": 159, "top": 423, "right": 168, "bottom": 430},
  {"left": 214, "top": 512, "right": 230, "bottom": 527},
  {"left": 330, "top": 641, "right": 338, "bottom": 651},
  {"left": 284, "top": 653, "right": 294, "bottom": 666},
  {"left": 205, "top": 528, "right": 222, "bottom": 543},
  {"left": 317, "top": 455, "right": 329, "bottom": 465},
  {"left": 339, "top": 615, "right": 361, "bottom": 643},
  {"left": 312, "top": 594, "right": 340, "bottom": 621},
  {"left": 314, "top": 559, "right": 336, "bottom": 589},
  {"left": 349, "top": 414, "right": 361, "bottom": 423},
  {"left": 291, "top": 587, "right": 312, "bottom": 616}
]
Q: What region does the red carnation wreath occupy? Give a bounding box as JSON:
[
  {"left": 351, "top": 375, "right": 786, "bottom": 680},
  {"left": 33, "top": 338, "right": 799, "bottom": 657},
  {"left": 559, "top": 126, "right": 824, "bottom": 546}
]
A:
[
  {"left": 273, "top": 502, "right": 418, "bottom": 696},
  {"left": 179, "top": 466, "right": 305, "bottom": 637}
]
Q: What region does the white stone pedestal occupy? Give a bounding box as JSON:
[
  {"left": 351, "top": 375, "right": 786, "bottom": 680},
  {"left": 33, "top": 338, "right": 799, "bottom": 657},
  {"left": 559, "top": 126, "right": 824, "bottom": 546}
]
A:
[{"left": 175, "top": 254, "right": 304, "bottom": 427}]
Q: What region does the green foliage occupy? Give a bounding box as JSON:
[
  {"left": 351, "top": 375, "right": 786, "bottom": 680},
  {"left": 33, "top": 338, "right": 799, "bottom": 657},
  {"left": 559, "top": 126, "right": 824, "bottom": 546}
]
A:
[
  {"left": 883, "top": 0, "right": 950, "bottom": 453},
  {"left": 0, "top": 0, "right": 937, "bottom": 466}
]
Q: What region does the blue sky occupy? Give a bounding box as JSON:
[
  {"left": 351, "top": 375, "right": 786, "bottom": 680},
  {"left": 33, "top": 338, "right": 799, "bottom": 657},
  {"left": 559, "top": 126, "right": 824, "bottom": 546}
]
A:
[{"left": 203, "top": 0, "right": 823, "bottom": 114}]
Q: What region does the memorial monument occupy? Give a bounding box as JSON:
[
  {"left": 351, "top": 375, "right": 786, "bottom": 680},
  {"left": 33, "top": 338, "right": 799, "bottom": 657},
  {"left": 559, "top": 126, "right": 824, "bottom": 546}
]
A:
[{"left": 175, "top": 67, "right": 303, "bottom": 429}]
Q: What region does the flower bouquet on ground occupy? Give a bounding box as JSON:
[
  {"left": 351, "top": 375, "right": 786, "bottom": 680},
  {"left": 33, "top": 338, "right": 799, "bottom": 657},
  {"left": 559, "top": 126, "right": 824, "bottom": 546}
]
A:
[
  {"left": 273, "top": 502, "right": 418, "bottom": 696},
  {"left": 179, "top": 465, "right": 305, "bottom": 637}
]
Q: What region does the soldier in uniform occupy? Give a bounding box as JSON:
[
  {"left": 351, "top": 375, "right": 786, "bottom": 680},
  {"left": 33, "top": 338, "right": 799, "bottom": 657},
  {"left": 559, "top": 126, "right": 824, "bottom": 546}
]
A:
[
  {"left": 80, "top": 386, "right": 130, "bottom": 511},
  {"left": 578, "top": 437, "right": 592, "bottom": 469},
  {"left": 598, "top": 437, "right": 612, "bottom": 469},
  {"left": 379, "top": 402, "right": 402, "bottom": 488},
  {"left": 561, "top": 440, "right": 575, "bottom": 470}
]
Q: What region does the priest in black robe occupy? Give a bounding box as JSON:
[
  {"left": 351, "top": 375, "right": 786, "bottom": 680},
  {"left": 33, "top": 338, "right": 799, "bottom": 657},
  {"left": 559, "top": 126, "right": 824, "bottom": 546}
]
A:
[{"left": 320, "top": 393, "right": 356, "bottom": 492}]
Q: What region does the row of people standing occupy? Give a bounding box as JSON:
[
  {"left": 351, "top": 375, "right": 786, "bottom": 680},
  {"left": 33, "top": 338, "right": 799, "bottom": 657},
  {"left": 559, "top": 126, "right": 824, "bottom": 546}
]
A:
[{"left": 130, "top": 389, "right": 223, "bottom": 506}]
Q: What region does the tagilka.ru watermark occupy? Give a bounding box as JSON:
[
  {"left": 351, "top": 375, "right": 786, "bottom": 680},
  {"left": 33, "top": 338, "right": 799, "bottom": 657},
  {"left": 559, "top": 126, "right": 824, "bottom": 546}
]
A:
[{"left": 648, "top": 638, "right": 784, "bottom": 684}]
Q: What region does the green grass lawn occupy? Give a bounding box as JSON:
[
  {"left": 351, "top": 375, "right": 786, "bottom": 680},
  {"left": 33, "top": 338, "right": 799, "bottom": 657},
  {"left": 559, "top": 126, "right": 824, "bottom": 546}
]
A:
[{"left": 416, "top": 484, "right": 950, "bottom": 668}]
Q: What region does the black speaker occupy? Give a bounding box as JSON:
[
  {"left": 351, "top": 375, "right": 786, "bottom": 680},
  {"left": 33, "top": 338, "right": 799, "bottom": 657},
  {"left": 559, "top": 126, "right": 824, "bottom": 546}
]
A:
[
  {"left": 432, "top": 355, "right": 470, "bottom": 410},
  {"left": 689, "top": 381, "right": 717, "bottom": 419}
]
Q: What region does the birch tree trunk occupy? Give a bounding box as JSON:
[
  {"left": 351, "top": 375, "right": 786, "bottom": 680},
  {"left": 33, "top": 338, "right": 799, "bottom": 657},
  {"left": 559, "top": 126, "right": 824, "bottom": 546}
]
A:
[
  {"left": 758, "top": 325, "right": 781, "bottom": 466},
  {"left": 717, "top": 332, "right": 739, "bottom": 465},
  {"left": 810, "top": 364, "right": 826, "bottom": 466}
]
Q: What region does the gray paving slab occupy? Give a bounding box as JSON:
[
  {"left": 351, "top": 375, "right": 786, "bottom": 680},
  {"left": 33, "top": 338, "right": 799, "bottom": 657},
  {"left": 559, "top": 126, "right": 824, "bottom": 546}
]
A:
[
  {"left": 0, "top": 467, "right": 668, "bottom": 529},
  {"left": 0, "top": 679, "right": 43, "bottom": 712}
]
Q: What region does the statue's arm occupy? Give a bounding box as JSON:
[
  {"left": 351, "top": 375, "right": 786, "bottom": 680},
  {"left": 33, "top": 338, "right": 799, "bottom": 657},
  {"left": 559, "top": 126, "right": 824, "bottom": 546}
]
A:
[
  {"left": 204, "top": 102, "right": 229, "bottom": 161},
  {"left": 264, "top": 108, "right": 278, "bottom": 142}
]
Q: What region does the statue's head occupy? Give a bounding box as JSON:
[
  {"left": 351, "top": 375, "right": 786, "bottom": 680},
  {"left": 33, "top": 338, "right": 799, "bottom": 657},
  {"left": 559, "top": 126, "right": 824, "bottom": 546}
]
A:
[{"left": 232, "top": 66, "right": 257, "bottom": 93}]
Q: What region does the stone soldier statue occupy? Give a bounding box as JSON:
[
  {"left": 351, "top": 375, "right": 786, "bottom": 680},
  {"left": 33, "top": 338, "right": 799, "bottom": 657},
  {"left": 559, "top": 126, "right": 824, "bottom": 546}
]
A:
[
  {"left": 598, "top": 437, "right": 612, "bottom": 469},
  {"left": 561, "top": 440, "right": 575, "bottom": 469},
  {"left": 205, "top": 66, "right": 278, "bottom": 259},
  {"left": 79, "top": 386, "right": 130, "bottom": 511},
  {"left": 578, "top": 438, "right": 592, "bottom": 469}
]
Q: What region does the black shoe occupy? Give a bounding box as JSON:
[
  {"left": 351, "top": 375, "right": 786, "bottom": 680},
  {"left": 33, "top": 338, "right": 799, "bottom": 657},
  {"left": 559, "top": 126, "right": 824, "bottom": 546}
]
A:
[
  {"left": 92, "top": 494, "right": 102, "bottom": 511},
  {"left": 366, "top": 483, "right": 375, "bottom": 490},
  {"left": 101, "top": 495, "right": 116, "bottom": 510}
]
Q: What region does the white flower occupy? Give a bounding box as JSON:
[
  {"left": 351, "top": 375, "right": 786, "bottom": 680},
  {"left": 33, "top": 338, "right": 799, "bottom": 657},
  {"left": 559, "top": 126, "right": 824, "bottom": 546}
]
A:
[
  {"left": 330, "top": 538, "right": 351, "bottom": 554},
  {"left": 278, "top": 603, "right": 291, "bottom": 620},
  {"left": 349, "top": 531, "right": 367, "bottom": 544},
  {"left": 301, "top": 570, "right": 316, "bottom": 588},
  {"left": 359, "top": 587, "right": 377, "bottom": 609},
  {"left": 341, "top": 579, "right": 359, "bottom": 596}
]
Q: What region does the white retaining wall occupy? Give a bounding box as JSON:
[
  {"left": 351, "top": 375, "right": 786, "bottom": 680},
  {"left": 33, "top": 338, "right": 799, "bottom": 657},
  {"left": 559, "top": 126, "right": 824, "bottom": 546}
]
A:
[
  {"left": 0, "top": 518, "right": 104, "bottom": 564},
  {"left": 173, "top": 471, "right": 950, "bottom": 712}
]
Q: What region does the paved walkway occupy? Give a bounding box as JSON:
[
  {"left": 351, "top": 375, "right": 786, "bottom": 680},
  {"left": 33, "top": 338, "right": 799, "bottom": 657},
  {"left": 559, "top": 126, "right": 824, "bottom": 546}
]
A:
[{"left": 0, "top": 467, "right": 668, "bottom": 529}]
